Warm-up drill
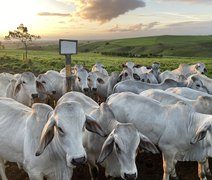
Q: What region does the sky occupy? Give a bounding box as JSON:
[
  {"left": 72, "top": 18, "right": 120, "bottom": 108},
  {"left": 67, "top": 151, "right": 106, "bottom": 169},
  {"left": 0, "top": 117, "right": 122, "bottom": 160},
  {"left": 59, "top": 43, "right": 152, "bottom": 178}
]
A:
[{"left": 0, "top": 0, "right": 212, "bottom": 40}]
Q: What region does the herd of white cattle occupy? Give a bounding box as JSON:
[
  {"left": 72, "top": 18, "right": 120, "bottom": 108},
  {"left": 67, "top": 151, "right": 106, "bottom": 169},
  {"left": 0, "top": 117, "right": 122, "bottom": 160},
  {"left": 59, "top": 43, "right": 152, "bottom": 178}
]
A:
[{"left": 0, "top": 61, "right": 211, "bottom": 180}]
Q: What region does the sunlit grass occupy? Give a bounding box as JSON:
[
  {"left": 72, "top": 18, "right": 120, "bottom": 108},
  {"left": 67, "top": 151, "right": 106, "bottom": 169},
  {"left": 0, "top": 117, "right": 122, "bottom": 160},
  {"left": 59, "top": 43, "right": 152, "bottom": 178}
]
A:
[{"left": 0, "top": 49, "right": 212, "bottom": 77}]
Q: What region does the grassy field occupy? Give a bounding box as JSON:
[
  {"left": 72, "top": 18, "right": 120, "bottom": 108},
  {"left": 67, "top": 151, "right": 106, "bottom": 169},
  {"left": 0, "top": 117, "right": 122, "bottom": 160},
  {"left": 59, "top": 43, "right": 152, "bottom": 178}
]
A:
[
  {"left": 78, "top": 35, "right": 212, "bottom": 58},
  {"left": 0, "top": 35, "right": 212, "bottom": 77},
  {"left": 0, "top": 48, "right": 212, "bottom": 78}
]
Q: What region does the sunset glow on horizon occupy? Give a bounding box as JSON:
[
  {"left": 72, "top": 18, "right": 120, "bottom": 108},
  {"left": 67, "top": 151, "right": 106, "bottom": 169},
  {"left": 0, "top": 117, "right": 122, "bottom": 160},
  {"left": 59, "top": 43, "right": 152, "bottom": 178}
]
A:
[{"left": 0, "top": 0, "right": 212, "bottom": 41}]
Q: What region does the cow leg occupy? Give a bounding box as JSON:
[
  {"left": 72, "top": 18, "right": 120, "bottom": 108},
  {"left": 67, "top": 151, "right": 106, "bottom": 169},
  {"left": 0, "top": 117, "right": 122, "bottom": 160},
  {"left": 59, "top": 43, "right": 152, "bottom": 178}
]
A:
[
  {"left": 203, "top": 158, "right": 212, "bottom": 176},
  {"left": 88, "top": 161, "right": 99, "bottom": 180},
  {"left": 198, "top": 158, "right": 210, "bottom": 180},
  {"left": 162, "top": 153, "right": 178, "bottom": 180},
  {"left": 0, "top": 159, "right": 8, "bottom": 180}
]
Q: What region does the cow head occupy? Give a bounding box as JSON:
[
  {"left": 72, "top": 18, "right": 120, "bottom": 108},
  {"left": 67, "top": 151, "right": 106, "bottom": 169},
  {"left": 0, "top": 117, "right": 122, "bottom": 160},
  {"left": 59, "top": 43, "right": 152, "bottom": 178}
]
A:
[
  {"left": 35, "top": 101, "right": 105, "bottom": 167},
  {"left": 195, "top": 63, "right": 207, "bottom": 75},
  {"left": 97, "top": 123, "right": 159, "bottom": 180}
]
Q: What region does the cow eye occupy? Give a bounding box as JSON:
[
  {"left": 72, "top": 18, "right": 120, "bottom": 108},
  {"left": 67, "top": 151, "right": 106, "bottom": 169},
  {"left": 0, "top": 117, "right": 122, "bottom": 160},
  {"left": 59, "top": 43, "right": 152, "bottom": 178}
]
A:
[
  {"left": 78, "top": 77, "right": 81, "bottom": 82},
  {"left": 42, "top": 81, "right": 46, "bottom": 84},
  {"left": 22, "top": 81, "right": 26, "bottom": 84},
  {"left": 57, "top": 126, "right": 64, "bottom": 135},
  {"left": 115, "top": 143, "right": 121, "bottom": 154}
]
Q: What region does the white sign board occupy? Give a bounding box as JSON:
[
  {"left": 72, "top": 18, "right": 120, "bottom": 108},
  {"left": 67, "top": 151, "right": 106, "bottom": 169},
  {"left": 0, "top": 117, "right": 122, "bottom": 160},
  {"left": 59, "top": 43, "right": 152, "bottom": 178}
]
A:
[{"left": 59, "top": 39, "right": 78, "bottom": 55}]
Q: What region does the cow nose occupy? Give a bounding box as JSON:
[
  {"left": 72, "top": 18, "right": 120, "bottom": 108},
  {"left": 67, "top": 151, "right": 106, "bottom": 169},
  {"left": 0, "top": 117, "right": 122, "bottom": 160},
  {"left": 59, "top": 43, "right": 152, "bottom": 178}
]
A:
[
  {"left": 92, "top": 88, "right": 97, "bottom": 92},
  {"left": 71, "top": 156, "right": 86, "bottom": 166},
  {"left": 52, "top": 90, "right": 56, "bottom": 94},
  {"left": 83, "top": 88, "right": 89, "bottom": 92},
  {"left": 31, "top": 93, "right": 38, "bottom": 99},
  {"left": 124, "top": 173, "right": 137, "bottom": 180}
]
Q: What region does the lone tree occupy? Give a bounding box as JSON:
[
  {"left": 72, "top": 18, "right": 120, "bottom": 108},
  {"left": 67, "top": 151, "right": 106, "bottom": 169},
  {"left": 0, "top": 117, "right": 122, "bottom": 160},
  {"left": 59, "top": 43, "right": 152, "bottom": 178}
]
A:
[{"left": 5, "top": 24, "right": 40, "bottom": 60}]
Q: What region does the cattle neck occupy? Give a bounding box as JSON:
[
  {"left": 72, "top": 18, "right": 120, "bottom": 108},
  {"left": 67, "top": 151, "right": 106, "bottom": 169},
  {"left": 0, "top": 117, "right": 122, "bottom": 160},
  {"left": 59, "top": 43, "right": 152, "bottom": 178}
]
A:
[
  {"left": 46, "top": 131, "right": 74, "bottom": 178},
  {"left": 107, "top": 119, "right": 120, "bottom": 133}
]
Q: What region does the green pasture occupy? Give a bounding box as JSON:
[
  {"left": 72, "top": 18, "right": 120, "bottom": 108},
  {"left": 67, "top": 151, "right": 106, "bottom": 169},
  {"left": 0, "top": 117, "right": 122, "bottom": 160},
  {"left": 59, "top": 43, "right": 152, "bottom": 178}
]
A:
[
  {"left": 0, "top": 48, "right": 212, "bottom": 78},
  {"left": 78, "top": 35, "right": 212, "bottom": 57}
]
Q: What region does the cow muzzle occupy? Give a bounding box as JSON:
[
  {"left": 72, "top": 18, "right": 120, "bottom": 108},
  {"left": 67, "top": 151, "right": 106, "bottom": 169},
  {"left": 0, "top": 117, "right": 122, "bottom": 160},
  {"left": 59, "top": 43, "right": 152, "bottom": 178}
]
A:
[
  {"left": 71, "top": 156, "right": 87, "bottom": 166},
  {"left": 124, "top": 173, "right": 137, "bottom": 180},
  {"left": 31, "top": 93, "right": 39, "bottom": 99},
  {"left": 92, "top": 88, "right": 97, "bottom": 92},
  {"left": 83, "top": 88, "right": 89, "bottom": 92}
]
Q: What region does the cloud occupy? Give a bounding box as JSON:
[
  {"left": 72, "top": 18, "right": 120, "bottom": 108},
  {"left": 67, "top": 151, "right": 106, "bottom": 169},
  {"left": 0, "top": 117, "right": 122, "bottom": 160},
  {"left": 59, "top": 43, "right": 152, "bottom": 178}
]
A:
[
  {"left": 68, "top": 0, "right": 145, "bottom": 23},
  {"left": 107, "top": 22, "right": 159, "bottom": 32},
  {"left": 159, "top": 20, "right": 212, "bottom": 35},
  {"left": 37, "top": 12, "right": 70, "bottom": 17}
]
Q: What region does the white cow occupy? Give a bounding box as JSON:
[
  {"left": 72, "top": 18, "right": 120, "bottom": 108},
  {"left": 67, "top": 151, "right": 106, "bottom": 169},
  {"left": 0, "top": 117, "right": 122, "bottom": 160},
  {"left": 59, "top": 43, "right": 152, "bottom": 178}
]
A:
[
  {"left": 158, "top": 70, "right": 187, "bottom": 83},
  {"left": 60, "top": 64, "right": 84, "bottom": 77},
  {"left": 0, "top": 76, "right": 11, "bottom": 96},
  {"left": 140, "top": 89, "right": 212, "bottom": 115},
  {"left": 165, "top": 87, "right": 212, "bottom": 100},
  {"left": 122, "top": 61, "right": 141, "bottom": 72},
  {"left": 72, "top": 68, "right": 90, "bottom": 93},
  {"left": 57, "top": 92, "right": 159, "bottom": 180},
  {"left": 187, "top": 74, "right": 212, "bottom": 94},
  {"left": 107, "top": 92, "right": 212, "bottom": 180},
  {"left": 0, "top": 97, "right": 105, "bottom": 180},
  {"left": 113, "top": 76, "right": 209, "bottom": 94},
  {"left": 140, "top": 89, "right": 212, "bottom": 179},
  {"left": 45, "top": 68, "right": 92, "bottom": 101},
  {"left": 91, "top": 62, "right": 109, "bottom": 76},
  {"left": 91, "top": 71, "right": 120, "bottom": 102},
  {"left": 172, "top": 63, "right": 207, "bottom": 77},
  {"left": 122, "top": 62, "right": 160, "bottom": 83},
  {"left": 159, "top": 63, "right": 207, "bottom": 83},
  {"left": 0, "top": 72, "right": 14, "bottom": 80},
  {"left": 36, "top": 74, "right": 56, "bottom": 105},
  {"left": 117, "top": 67, "right": 140, "bottom": 82},
  {"left": 44, "top": 70, "right": 66, "bottom": 101},
  {"left": 113, "top": 79, "right": 187, "bottom": 94},
  {"left": 138, "top": 62, "right": 160, "bottom": 84},
  {"left": 139, "top": 72, "right": 158, "bottom": 84},
  {"left": 57, "top": 91, "right": 99, "bottom": 114},
  {"left": 6, "top": 72, "right": 39, "bottom": 107}
]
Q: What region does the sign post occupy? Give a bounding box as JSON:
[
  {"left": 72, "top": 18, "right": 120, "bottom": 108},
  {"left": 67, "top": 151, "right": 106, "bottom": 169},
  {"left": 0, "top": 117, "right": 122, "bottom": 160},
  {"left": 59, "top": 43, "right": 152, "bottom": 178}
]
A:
[{"left": 59, "top": 39, "right": 78, "bottom": 92}]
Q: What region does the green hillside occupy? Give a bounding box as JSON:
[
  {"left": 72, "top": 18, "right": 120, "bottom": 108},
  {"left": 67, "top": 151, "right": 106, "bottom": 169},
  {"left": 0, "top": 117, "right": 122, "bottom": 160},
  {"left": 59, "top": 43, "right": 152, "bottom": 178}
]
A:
[{"left": 78, "top": 35, "right": 212, "bottom": 57}]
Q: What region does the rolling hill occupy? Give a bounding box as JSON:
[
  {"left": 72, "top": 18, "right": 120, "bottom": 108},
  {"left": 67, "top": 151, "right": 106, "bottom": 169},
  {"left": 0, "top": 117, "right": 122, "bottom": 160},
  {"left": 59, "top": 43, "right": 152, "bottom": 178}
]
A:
[{"left": 78, "top": 35, "right": 212, "bottom": 57}]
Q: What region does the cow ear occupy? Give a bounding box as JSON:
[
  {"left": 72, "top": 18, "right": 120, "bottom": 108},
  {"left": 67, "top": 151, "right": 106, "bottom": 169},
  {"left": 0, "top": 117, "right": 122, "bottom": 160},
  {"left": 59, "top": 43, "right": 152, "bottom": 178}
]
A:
[
  {"left": 139, "top": 133, "right": 159, "bottom": 154},
  {"left": 85, "top": 115, "right": 106, "bottom": 137},
  {"left": 190, "top": 123, "right": 211, "bottom": 144},
  {"left": 133, "top": 73, "right": 140, "bottom": 81},
  {"left": 122, "top": 64, "right": 127, "bottom": 68},
  {"left": 134, "top": 64, "right": 141, "bottom": 68},
  {"left": 35, "top": 118, "right": 55, "bottom": 156},
  {"left": 97, "top": 78, "right": 104, "bottom": 84},
  {"left": 97, "top": 133, "right": 114, "bottom": 163},
  {"left": 117, "top": 74, "right": 122, "bottom": 83},
  {"left": 36, "top": 81, "right": 45, "bottom": 92},
  {"left": 14, "top": 81, "right": 22, "bottom": 96}
]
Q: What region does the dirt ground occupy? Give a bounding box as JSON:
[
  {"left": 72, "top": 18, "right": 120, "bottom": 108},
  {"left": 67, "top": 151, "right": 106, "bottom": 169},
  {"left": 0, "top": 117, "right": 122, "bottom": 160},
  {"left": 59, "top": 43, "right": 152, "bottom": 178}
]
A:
[{"left": 5, "top": 153, "right": 212, "bottom": 180}]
